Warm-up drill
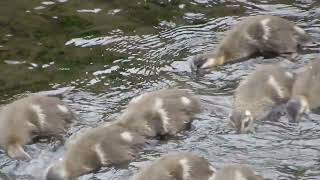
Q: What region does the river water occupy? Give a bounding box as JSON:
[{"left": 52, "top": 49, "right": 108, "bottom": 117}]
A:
[{"left": 0, "top": 0, "right": 320, "bottom": 179}]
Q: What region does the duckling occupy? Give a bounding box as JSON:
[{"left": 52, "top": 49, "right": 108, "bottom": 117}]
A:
[
  {"left": 230, "top": 64, "right": 295, "bottom": 133},
  {"left": 45, "top": 123, "right": 145, "bottom": 180},
  {"left": 193, "top": 15, "right": 311, "bottom": 70},
  {"left": 116, "top": 89, "right": 202, "bottom": 138},
  {"left": 286, "top": 60, "right": 320, "bottom": 122},
  {"left": 131, "top": 152, "right": 216, "bottom": 180},
  {"left": 0, "top": 95, "right": 74, "bottom": 160},
  {"left": 214, "top": 164, "right": 263, "bottom": 180}
]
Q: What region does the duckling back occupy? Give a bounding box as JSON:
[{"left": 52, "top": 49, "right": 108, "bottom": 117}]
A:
[
  {"left": 45, "top": 123, "right": 145, "bottom": 179},
  {"left": 230, "top": 65, "right": 294, "bottom": 133},
  {"left": 117, "top": 89, "right": 202, "bottom": 137},
  {"left": 292, "top": 60, "right": 320, "bottom": 109},
  {"left": 214, "top": 165, "right": 263, "bottom": 180},
  {"left": 194, "top": 15, "right": 311, "bottom": 70},
  {"left": 234, "top": 64, "right": 294, "bottom": 119},
  {"left": 132, "top": 152, "right": 216, "bottom": 180},
  {"left": 286, "top": 60, "right": 320, "bottom": 122},
  {"left": 0, "top": 95, "right": 75, "bottom": 160}
]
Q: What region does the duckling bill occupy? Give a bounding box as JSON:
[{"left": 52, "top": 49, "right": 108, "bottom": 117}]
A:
[
  {"left": 286, "top": 60, "right": 320, "bottom": 122},
  {"left": 193, "top": 15, "right": 311, "bottom": 70},
  {"left": 0, "top": 95, "right": 75, "bottom": 160},
  {"left": 116, "top": 89, "right": 202, "bottom": 138},
  {"left": 230, "top": 65, "right": 295, "bottom": 133}
]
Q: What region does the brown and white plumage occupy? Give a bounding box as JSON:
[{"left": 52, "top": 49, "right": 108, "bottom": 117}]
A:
[
  {"left": 0, "top": 95, "right": 74, "bottom": 160},
  {"left": 45, "top": 123, "right": 145, "bottom": 180},
  {"left": 132, "top": 153, "right": 263, "bottom": 180},
  {"left": 214, "top": 164, "right": 263, "bottom": 180},
  {"left": 230, "top": 65, "right": 295, "bottom": 133},
  {"left": 117, "top": 89, "right": 202, "bottom": 137},
  {"left": 193, "top": 15, "right": 311, "bottom": 70},
  {"left": 286, "top": 60, "right": 320, "bottom": 122},
  {"left": 131, "top": 152, "right": 216, "bottom": 180}
]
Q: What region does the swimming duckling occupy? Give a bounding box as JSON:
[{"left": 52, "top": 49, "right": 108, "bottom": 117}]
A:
[
  {"left": 230, "top": 64, "right": 295, "bottom": 133},
  {"left": 193, "top": 15, "right": 311, "bottom": 70},
  {"left": 214, "top": 164, "right": 263, "bottom": 180},
  {"left": 0, "top": 95, "right": 74, "bottom": 160},
  {"left": 45, "top": 123, "right": 145, "bottom": 180},
  {"left": 116, "top": 89, "right": 202, "bottom": 137},
  {"left": 286, "top": 60, "right": 320, "bottom": 122},
  {"left": 131, "top": 152, "right": 216, "bottom": 180}
]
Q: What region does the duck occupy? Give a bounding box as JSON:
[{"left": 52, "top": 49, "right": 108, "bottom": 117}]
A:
[
  {"left": 230, "top": 64, "right": 295, "bottom": 133},
  {"left": 45, "top": 123, "right": 145, "bottom": 180},
  {"left": 0, "top": 95, "right": 75, "bottom": 160},
  {"left": 132, "top": 152, "right": 263, "bottom": 180},
  {"left": 214, "top": 164, "right": 263, "bottom": 180},
  {"left": 116, "top": 89, "right": 202, "bottom": 138},
  {"left": 193, "top": 15, "right": 311, "bottom": 70},
  {"left": 131, "top": 152, "right": 216, "bottom": 180},
  {"left": 286, "top": 60, "right": 320, "bottom": 122}
]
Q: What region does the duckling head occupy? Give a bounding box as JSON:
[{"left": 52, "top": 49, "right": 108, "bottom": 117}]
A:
[
  {"left": 192, "top": 54, "right": 225, "bottom": 71},
  {"left": 229, "top": 110, "right": 254, "bottom": 134},
  {"left": 45, "top": 160, "right": 68, "bottom": 180},
  {"left": 286, "top": 96, "right": 310, "bottom": 123}
]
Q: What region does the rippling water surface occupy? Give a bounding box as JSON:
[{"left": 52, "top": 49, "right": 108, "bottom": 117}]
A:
[{"left": 1, "top": 0, "right": 320, "bottom": 179}]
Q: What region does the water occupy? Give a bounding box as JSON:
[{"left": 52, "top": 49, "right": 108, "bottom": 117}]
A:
[{"left": 1, "top": 0, "right": 320, "bottom": 179}]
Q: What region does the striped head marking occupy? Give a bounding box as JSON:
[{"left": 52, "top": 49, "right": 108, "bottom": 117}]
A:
[{"left": 230, "top": 110, "right": 254, "bottom": 134}]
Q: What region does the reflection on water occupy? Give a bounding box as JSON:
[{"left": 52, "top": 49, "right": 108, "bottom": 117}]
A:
[{"left": 0, "top": 0, "right": 320, "bottom": 179}]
